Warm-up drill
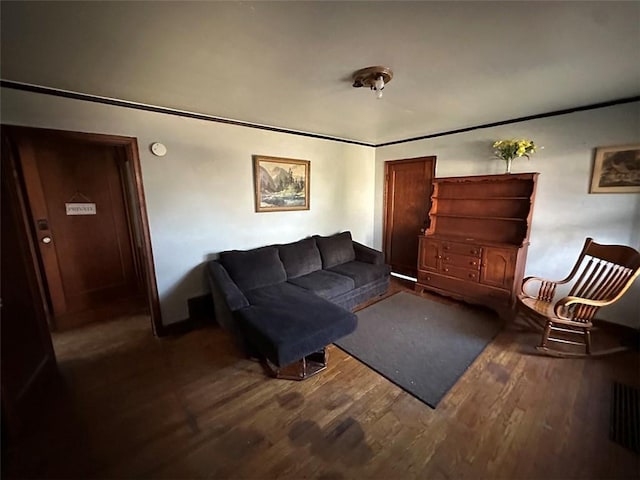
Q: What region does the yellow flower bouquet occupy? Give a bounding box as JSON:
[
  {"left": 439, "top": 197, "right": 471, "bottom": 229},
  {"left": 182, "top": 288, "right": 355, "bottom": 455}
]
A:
[{"left": 493, "top": 139, "right": 538, "bottom": 173}]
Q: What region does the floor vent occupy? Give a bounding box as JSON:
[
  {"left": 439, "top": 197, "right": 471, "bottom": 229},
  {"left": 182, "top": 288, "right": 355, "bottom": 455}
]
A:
[{"left": 610, "top": 382, "right": 640, "bottom": 454}]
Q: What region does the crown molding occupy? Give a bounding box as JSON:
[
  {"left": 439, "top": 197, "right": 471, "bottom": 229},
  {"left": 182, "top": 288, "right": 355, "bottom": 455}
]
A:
[{"left": 2, "top": 79, "right": 638, "bottom": 148}]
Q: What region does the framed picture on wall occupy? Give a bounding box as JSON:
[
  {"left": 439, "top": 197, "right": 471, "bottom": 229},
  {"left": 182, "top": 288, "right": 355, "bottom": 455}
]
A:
[
  {"left": 253, "top": 155, "right": 310, "bottom": 212},
  {"left": 590, "top": 144, "right": 640, "bottom": 193}
]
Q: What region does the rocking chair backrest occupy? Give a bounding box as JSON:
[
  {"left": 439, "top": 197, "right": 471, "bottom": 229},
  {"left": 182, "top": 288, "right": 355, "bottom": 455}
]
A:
[{"left": 563, "top": 238, "right": 640, "bottom": 322}]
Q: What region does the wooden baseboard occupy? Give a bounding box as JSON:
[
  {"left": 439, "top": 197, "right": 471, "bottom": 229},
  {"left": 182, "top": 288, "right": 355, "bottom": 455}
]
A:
[{"left": 595, "top": 319, "right": 640, "bottom": 351}]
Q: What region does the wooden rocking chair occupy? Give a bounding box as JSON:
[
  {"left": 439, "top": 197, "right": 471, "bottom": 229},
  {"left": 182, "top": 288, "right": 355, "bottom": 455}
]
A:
[{"left": 517, "top": 237, "right": 640, "bottom": 357}]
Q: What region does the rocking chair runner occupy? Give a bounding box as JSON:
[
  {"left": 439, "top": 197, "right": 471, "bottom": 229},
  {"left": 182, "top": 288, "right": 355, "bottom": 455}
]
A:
[{"left": 517, "top": 237, "right": 640, "bottom": 357}]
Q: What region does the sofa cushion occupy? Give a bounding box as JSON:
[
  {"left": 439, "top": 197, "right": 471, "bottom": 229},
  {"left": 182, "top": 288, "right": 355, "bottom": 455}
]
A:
[
  {"left": 278, "top": 237, "right": 322, "bottom": 279},
  {"left": 238, "top": 286, "right": 357, "bottom": 367},
  {"left": 328, "top": 261, "right": 392, "bottom": 288},
  {"left": 244, "top": 281, "right": 317, "bottom": 306},
  {"left": 287, "top": 270, "right": 355, "bottom": 299},
  {"left": 315, "top": 231, "right": 356, "bottom": 268},
  {"left": 219, "top": 246, "right": 286, "bottom": 292}
]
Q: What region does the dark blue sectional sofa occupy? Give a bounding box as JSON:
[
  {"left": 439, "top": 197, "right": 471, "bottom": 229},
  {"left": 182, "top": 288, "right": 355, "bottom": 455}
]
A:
[{"left": 207, "top": 231, "right": 390, "bottom": 379}]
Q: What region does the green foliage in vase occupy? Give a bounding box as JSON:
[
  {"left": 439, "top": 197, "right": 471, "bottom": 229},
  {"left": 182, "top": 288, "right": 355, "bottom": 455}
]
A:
[{"left": 492, "top": 139, "right": 538, "bottom": 162}]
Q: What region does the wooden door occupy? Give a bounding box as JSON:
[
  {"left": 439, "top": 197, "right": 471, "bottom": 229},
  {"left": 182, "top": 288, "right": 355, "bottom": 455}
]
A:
[
  {"left": 10, "top": 129, "right": 145, "bottom": 330},
  {"left": 1, "top": 140, "right": 58, "bottom": 443},
  {"left": 383, "top": 157, "right": 436, "bottom": 278}
]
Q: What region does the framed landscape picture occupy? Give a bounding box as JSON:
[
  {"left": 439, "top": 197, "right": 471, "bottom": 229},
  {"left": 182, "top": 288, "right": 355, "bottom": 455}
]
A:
[
  {"left": 253, "top": 155, "right": 310, "bottom": 212},
  {"left": 590, "top": 144, "right": 640, "bottom": 193}
]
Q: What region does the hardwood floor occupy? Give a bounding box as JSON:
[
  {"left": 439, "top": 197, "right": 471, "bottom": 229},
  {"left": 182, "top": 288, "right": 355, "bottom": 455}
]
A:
[{"left": 4, "top": 278, "right": 639, "bottom": 479}]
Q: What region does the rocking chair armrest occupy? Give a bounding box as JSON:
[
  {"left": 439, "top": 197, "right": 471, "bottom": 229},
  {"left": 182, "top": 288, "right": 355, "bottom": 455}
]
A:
[
  {"left": 521, "top": 275, "right": 560, "bottom": 297},
  {"left": 522, "top": 275, "right": 573, "bottom": 289},
  {"left": 553, "top": 295, "right": 612, "bottom": 320},
  {"left": 521, "top": 276, "right": 543, "bottom": 296},
  {"left": 521, "top": 274, "right": 577, "bottom": 301}
]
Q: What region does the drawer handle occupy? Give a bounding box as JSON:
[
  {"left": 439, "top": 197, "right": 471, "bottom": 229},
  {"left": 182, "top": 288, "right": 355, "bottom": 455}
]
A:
[
  {"left": 444, "top": 246, "right": 450, "bottom": 250},
  {"left": 471, "top": 250, "right": 479, "bottom": 255},
  {"left": 470, "top": 261, "right": 477, "bottom": 266},
  {"left": 444, "top": 268, "right": 449, "bottom": 272},
  {"left": 468, "top": 273, "right": 476, "bottom": 279},
  {"left": 445, "top": 256, "right": 450, "bottom": 261}
]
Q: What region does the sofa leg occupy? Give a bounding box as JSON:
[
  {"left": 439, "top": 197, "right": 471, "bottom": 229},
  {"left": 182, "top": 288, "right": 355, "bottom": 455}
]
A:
[{"left": 267, "top": 348, "right": 328, "bottom": 380}]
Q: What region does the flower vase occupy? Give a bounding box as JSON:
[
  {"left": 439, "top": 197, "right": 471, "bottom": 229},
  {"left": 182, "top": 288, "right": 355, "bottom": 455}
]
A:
[{"left": 505, "top": 158, "right": 513, "bottom": 174}]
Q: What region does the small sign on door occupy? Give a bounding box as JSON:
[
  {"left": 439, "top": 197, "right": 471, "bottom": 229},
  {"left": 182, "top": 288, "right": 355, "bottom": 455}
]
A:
[{"left": 65, "top": 203, "right": 97, "bottom": 215}]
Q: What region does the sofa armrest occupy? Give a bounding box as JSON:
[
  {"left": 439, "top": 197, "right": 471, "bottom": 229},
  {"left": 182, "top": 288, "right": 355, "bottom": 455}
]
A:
[
  {"left": 207, "top": 261, "right": 249, "bottom": 311},
  {"left": 353, "top": 241, "right": 385, "bottom": 265},
  {"left": 207, "top": 261, "right": 257, "bottom": 356}
]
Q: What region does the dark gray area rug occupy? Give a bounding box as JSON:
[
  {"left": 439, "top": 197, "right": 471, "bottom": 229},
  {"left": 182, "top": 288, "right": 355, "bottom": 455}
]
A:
[{"left": 335, "top": 291, "right": 503, "bottom": 408}]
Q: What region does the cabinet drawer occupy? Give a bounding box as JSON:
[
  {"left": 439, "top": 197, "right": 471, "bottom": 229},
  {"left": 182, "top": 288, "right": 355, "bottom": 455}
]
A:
[
  {"left": 418, "top": 271, "right": 472, "bottom": 294},
  {"left": 417, "top": 271, "right": 433, "bottom": 284},
  {"left": 417, "top": 272, "right": 511, "bottom": 303},
  {"left": 440, "top": 265, "right": 480, "bottom": 282},
  {"left": 441, "top": 241, "right": 482, "bottom": 257},
  {"left": 441, "top": 252, "right": 481, "bottom": 270}
]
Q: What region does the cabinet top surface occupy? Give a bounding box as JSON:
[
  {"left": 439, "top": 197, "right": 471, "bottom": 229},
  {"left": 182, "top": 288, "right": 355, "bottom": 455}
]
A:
[
  {"left": 434, "top": 172, "right": 539, "bottom": 182},
  {"left": 420, "top": 233, "right": 529, "bottom": 248}
]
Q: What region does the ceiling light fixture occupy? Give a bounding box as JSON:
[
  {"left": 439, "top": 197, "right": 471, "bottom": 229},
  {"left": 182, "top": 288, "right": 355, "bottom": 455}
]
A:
[{"left": 352, "top": 66, "right": 393, "bottom": 99}]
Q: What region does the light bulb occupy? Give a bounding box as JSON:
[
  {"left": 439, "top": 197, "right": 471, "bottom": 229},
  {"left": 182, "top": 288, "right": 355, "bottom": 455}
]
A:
[{"left": 373, "top": 75, "right": 385, "bottom": 99}]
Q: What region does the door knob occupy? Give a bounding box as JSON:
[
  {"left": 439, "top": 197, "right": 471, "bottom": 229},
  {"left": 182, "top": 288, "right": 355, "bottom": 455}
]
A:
[{"left": 41, "top": 236, "right": 52, "bottom": 244}]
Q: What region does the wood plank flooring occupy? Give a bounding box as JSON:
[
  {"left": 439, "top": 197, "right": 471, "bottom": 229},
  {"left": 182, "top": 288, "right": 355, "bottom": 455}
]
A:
[{"left": 4, "top": 278, "right": 639, "bottom": 479}]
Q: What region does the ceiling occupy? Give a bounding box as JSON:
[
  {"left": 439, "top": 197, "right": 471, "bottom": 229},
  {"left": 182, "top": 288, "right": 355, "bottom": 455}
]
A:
[{"left": 1, "top": 1, "right": 639, "bottom": 145}]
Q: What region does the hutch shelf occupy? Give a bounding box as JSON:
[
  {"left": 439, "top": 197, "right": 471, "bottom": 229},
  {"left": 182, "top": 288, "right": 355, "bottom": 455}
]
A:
[{"left": 415, "top": 173, "right": 539, "bottom": 318}]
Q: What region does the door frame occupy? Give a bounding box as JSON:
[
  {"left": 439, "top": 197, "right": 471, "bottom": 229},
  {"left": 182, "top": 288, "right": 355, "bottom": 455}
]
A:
[
  {"left": 383, "top": 156, "right": 436, "bottom": 278},
  {"left": 2, "top": 133, "right": 58, "bottom": 443},
  {"left": 2, "top": 125, "right": 163, "bottom": 335}
]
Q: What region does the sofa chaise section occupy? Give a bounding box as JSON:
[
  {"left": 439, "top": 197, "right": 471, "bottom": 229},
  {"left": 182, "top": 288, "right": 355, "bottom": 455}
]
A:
[{"left": 239, "top": 282, "right": 357, "bottom": 367}]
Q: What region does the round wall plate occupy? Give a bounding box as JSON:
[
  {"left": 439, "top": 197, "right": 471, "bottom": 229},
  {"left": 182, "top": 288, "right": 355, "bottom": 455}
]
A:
[{"left": 150, "top": 142, "right": 167, "bottom": 157}]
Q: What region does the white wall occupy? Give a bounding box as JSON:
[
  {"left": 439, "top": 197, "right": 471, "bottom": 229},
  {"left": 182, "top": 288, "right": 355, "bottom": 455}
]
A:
[
  {"left": 375, "top": 102, "right": 640, "bottom": 327},
  {"left": 4, "top": 87, "right": 638, "bottom": 328},
  {"left": 1, "top": 88, "right": 376, "bottom": 325}
]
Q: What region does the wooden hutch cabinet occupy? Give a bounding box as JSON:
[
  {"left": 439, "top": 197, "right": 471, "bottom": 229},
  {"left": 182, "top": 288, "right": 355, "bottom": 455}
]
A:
[{"left": 415, "top": 173, "right": 539, "bottom": 317}]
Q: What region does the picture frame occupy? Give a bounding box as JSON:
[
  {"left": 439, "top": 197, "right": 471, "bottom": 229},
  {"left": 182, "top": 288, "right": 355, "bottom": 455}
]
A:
[
  {"left": 253, "top": 155, "right": 310, "bottom": 212},
  {"left": 590, "top": 144, "right": 640, "bottom": 194}
]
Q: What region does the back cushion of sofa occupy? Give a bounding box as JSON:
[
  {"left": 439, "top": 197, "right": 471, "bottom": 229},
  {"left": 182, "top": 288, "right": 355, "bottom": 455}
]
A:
[
  {"left": 278, "top": 237, "right": 322, "bottom": 279},
  {"left": 315, "top": 231, "right": 356, "bottom": 269},
  {"left": 219, "top": 246, "right": 286, "bottom": 292}
]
